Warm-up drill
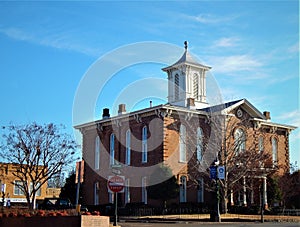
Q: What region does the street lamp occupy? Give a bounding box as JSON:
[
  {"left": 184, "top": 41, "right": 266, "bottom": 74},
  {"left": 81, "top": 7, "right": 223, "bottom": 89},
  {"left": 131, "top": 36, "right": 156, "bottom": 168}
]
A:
[{"left": 210, "top": 158, "right": 222, "bottom": 222}]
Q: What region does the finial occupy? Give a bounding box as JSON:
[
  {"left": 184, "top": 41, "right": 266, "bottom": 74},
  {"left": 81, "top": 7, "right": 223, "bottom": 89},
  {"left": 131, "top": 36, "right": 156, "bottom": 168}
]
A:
[{"left": 184, "top": 41, "right": 188, "bottom": 50}]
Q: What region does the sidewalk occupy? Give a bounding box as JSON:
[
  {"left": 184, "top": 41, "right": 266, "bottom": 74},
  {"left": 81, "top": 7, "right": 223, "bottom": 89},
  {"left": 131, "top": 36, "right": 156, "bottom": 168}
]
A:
[{"left": 122, "top": 213, "right": 300, "bottom": 223}]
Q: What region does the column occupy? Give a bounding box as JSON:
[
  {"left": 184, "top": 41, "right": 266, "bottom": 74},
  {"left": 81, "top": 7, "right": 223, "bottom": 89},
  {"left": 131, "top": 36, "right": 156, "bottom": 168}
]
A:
[
  {"left": 262, "top": 176, "right": 268, "bottom": 209},
  {"left": 230, "top": 189, "right": 234, "bottom": 206},
  {"left": 243, "top": 176, "right": 247, "bottom": 206}
]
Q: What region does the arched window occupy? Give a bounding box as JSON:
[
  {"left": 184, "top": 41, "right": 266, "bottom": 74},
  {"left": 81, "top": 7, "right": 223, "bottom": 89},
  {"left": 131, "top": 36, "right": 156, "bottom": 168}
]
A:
[
  {"left": 175, "top": 74, "right": 179, "bottom": 100},
  {"left": 272, "top": 137, "right": 278, "bottom": 164},
  {"left": 179, "top": 124, "right": 187, "bottom": 162},
  {"left": 196, "top": 127, "right": 203, "bottom": 161},
  {"left": 110, "top": 133, "right": 115, "bottom": 166},
  {"left": 193, "top": 73, "right": 199, "bottom": 99},
  {"left": 142, "top": 126, "right": 148, "bottom": 163},
  {"left": 126, "top": 130, "right": 131, "bottom": 165},
  {"left": 95, "top": 136, "right": 100, "bottom": 170},
  {"left": 179, "top": 176, "right": 187, "bottom": 203},
  {"left": 258, "top": 136, "right": 264, "bottom": 153},
  {"left": 234, "top": 128, "right": 246, "bottom": 153}
]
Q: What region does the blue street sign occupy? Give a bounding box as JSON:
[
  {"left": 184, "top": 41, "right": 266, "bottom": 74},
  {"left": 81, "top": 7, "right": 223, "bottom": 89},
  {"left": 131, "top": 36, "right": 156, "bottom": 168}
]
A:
[
  {"left": 217, "top": 166, "right": 225, "bottom": 180},
  {"left": 210, "top": 166, "right": 217, "bottom": 179}
]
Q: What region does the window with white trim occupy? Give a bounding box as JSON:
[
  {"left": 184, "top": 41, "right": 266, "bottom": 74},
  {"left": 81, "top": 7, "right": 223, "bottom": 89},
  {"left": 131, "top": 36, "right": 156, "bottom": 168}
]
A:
[
  {"left": 179, "top": 124, "right": 187, "bottom": 162},
  {"left": 196, "top": 127, "right": 203, "bottom": 161},
  {"left": 142, "top": 177, "right": 147, "bottom": 204},
  {"left": 126, "top": 130, "right": 131, "bottom": 165},
  {"left": 258, "top": 136, "right": 264, "bottom": 153},
  {"left": 272, "top": 137, "right": 278, "bottom": 164},
  {"left": 94, "top": 182, "right": 99, "bottom": 205},
  {"left": 179, "top": 176, "right": 187, "bottom": 203},
  {"left": 197, "top": 178, "right": 204, "bottom": 203},
  {"left": 30, "top": 182, "right": 41, "bottom": 196},
  {"left": 234, "top": 128, "right": 246, "bottom": 153},
  {"left": 108, "top": 192, "right": 114, "bottom": 204},
  {"left": 110, "top": 133, "right": 115, "bottom": 166},
  {"left": 14, "top": 180, "right": 24, "bottom": 195},
  {"left": 95, "top": 136, "right": 100, "bottom": 170},
  {"left": 125, "top": 178, "right": 130, "bottom": 204},
  {"left": 142, "top": 126, "right": 148, "bottom": 163}
]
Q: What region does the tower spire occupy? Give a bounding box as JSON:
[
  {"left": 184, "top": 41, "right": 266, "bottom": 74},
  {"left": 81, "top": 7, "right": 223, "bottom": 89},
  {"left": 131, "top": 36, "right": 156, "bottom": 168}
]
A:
[{"left": 184, "top": 41, "right": 188, "bottom": 50}]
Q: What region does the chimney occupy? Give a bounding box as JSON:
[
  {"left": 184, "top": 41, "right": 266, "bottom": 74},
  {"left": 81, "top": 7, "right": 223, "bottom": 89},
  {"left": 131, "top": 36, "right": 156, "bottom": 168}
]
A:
[
  {"left": 102, "top": 108, "right": 110, "bottom": 119},
  {"left": 118, "top": 104, "right": 126, "bottom": 115},
  {"left": 187, "top": 98, "right": 196, "bottom": 110},
  {"left": 263, "top": 111, "right": 271, "bottom": 120}
]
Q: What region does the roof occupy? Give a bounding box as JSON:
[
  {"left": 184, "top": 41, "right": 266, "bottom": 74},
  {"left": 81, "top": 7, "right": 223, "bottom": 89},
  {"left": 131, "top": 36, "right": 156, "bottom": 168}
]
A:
[
  {"left": 162, "top": 46, "right": 211, "bottom": 71},
  {"left": 200, "top": 98, "right": 297, "bottom": 131}
]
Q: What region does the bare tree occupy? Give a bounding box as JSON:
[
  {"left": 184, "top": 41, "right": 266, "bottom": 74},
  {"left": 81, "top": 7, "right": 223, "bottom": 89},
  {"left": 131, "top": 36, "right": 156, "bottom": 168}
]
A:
[
  {"left": 0, "top": 122, "right": 78, "bottom": 209},
  {"left": 183, "top": 111, "right": 275, "bottom": 213}
]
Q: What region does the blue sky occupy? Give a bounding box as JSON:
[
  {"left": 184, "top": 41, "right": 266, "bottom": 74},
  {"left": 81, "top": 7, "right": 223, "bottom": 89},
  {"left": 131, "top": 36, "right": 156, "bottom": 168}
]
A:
[{"left": 0, "top": 1, "right": 299, "bottom": 167}]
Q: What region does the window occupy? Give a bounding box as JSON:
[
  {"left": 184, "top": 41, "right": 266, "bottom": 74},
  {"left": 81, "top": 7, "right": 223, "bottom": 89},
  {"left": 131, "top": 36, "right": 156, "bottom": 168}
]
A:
[
  {"left": 30, "top": 182, "right": 41, "bottom": 196},
  {"left": 196, "top": 127, "right": 203, "bottom": 161},
  {"left": 94, "top": 182, "right": 99, "bottom": 205},
  {"left": 179, "top": 124, "right": 187, "bottom": 162},
  {"left": 126, "top": 130, "right": 131, "bottom": 165},
  {"left": 142, "top": 126, "right": 148, "bottom": 163},
  {"left": 179, "top": 176, "right": 187, "bottom": 203},
  {"left": 108, "top": 192, "right": 114, "bottom": 204},
  {"left": 175, "top": 74, "right": 179, "bottom": 100},
  {"left": 258, "top": 136, "right": 264, "bottom": 153},
  {"left": 197, "top": 178, "right": 204, "bottom": 203},
  {"left": 125, "top": 179, "right": 130, "bottom": 204},
  {"left": 14, "top": 181, "right": 24, "bottom": 195},
  {"left": 110, "top": 133, "right": 115, "bottom": 166},
  {"left": 272, "top": 137, "right": 278, "bottom": 164},
  {"left": 234, "top": 128, "right": 246, "bottom": 153},
  {"left": 142, "top": 177, "right": 147, "bottom": 204},
  {"left": 95, "top": 136, "right": 100, "bottom": 170},
  {"left": 193, "top": 73, "right": 199, "bottom": 99}
]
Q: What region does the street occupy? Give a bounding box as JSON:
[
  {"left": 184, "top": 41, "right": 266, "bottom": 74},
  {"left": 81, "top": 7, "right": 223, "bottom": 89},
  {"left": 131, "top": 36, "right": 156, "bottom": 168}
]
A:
[{"left": 118, "top": 221, "right": 300, "bottom": 227}]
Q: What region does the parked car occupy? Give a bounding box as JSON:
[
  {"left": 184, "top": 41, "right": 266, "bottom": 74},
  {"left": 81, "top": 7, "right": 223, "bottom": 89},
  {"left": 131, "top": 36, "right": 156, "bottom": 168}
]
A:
[{"left": 39, "top": 198, "right": 73, "bottom": 210}]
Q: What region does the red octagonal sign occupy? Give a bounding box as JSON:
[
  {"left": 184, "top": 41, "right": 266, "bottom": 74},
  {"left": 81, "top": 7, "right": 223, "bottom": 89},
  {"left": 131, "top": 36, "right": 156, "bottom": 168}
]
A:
[{"left": 107, "top": 175, "right": 125, "bottom": 193}]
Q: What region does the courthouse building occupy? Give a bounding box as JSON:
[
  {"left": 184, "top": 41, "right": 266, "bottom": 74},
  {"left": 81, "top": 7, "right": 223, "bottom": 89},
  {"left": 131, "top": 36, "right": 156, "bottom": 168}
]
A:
[{"left": 75, "top": 42, "right": 296, "bottom": 209}]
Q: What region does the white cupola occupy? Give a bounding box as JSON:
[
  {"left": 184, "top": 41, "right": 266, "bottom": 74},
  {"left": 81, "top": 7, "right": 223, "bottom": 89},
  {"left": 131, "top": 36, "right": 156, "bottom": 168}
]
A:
[{"left": 162, "top": 41, "right": 211, "bottom": 109}]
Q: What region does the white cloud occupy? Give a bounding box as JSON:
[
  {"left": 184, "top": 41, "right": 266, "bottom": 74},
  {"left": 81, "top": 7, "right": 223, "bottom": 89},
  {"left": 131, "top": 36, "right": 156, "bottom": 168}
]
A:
[
  {"left": 208, "top": 55, "right": 263, "bottom": 73},
  {"left": 213, "top": 37, "right": 240, "bottom": 48},
  {"left": 185, "top": 13, "right": 238, "bottom": 24},
  {"left": 0, "top": 27, "right": 102, "bottom": 57},
  {"left": 277, "top": 110, "right": 300, "bottom": 127}
]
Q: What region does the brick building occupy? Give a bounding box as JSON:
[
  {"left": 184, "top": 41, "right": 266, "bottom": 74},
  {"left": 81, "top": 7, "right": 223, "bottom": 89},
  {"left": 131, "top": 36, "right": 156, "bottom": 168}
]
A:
[
  {"left": 75, "top": 43, "right": 296, "bottom": 210},
  {"left": 0, "top": 163, "right": 48, "bottom": 206}
]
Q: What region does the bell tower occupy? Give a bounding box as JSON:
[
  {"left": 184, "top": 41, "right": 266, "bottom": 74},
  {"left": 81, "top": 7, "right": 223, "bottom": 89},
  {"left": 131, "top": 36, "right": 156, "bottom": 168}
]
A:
[{"left": 162, "top": 41, "right": 211, "bottom": 109}]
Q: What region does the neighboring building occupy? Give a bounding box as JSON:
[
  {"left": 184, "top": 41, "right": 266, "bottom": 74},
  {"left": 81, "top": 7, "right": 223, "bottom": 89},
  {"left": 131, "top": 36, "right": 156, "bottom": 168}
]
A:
[
  {"left": 0, "top": 163, "right": 48, "bottom": 206},
  {"left": 46, "top": 188, "right": 61, "bottom": 198},
  {"left": 75, "top": 42, "right": 296, "bottom": 209}
]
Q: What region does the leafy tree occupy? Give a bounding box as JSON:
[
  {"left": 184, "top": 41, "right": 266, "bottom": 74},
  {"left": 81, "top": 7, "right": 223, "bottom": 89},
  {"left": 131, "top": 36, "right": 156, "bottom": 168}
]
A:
[
  {"left": 280, "top": 169, "right": 300, "bottom": 208},
  {"left": 60, "top": 171, "right": 83, "bottom": 205},
  {"left": 0, "top": 122, "right": 78, "bottom": 209},
  {"left": 267, "top": 176, "right": 282, "bottom": 207},
  {"left": 147, "top": 164, "right": 179, "bottom": 206}
]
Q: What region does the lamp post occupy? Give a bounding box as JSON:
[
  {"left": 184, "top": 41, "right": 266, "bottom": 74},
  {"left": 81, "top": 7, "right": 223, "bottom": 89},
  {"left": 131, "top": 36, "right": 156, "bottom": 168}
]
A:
[{"left": 210, "top": 158, "right": 222, "bottom": 222}]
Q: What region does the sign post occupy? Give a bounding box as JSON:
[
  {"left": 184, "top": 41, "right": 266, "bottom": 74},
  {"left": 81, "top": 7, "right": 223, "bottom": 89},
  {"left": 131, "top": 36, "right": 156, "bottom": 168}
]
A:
[
  {"left": 107, "top": 175, "right": 125, "bottom": 226},
  {"left": 75, "top": 160, "right": 84, "bottom": 213}
]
